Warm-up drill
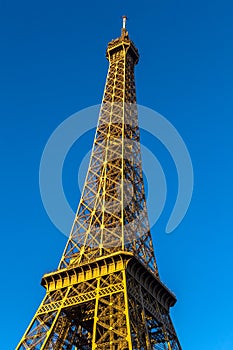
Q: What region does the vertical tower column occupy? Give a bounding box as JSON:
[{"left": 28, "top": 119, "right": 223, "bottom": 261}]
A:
[{"left": 59, "top": 24, "right": 157, "bottom": 275}]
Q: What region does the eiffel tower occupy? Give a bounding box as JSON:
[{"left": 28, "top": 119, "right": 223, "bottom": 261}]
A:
[{"left": 16, "top": 17, "right": 182, "bottom": 350}]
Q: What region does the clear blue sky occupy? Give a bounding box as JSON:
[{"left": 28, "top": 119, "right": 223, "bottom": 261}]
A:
[{"left": 1, "top": 1, "right": 233, "bottom": 349}]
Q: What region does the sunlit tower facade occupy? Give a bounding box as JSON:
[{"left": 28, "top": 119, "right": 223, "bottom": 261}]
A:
[{"left": 17, "top": 17, "right": 182, "bottom": 350}]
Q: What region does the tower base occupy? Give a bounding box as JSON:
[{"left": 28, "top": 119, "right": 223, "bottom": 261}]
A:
[{"left": 17, "top": 252, "right": 181, "bottom": 349}]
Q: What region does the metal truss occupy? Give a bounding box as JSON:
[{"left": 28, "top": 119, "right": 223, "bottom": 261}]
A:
[
  {"left": 58, "top": 27, "right": 157, "bottom": 275},
  {"left": 17, "top": 253, "right": 181, "bottom": 349},
  {"left": 16, "top": 22, "right": 182, "bottom": 349}
]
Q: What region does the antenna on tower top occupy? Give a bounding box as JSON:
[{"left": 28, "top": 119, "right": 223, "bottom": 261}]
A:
[
  {"left": 122, "top": 15, "right": 127, "bottom": 29},
  {"left": 121, "top": 15, "right": 128, "bottom": 38}
]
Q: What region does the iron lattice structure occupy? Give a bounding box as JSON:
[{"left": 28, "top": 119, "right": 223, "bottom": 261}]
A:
[{"left": 17, "top": 20, "right": 182, "bottom": 350}]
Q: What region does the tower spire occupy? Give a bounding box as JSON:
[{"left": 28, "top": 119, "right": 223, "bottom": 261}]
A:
[
  {"left": 121, "top": 15, "right": 128, "bottom": 38},
  {"left": 122, "top": 15, "right": 127, "bottom": 29}
]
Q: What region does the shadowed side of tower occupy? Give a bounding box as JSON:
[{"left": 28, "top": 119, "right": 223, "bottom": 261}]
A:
[{"left": 16, "top": 17, "right": 182, "bottom": 350}]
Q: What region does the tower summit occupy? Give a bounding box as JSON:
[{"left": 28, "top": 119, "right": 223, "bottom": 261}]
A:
[{"left": 17, "top": 19, "right": 182, "bottom": 349}]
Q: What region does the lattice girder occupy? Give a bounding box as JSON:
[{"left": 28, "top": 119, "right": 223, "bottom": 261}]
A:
[
  {"left": 16, "top": 23, "right": 182, "bottom": 350},
  {"left": 58, "top": 30, "right": 157, "bottom": 274},
  {"left": 16, "top": 253, "right": 181, "bottom": 350}
]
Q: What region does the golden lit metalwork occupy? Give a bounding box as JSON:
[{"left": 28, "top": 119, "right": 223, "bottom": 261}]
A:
[{"left": 16, "top": 18, "right": 182, "bottom": 349}]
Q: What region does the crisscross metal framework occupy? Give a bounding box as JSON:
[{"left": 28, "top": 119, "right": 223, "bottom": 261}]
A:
[
  {"left": 16, "top": 24, "right": 182, "bottom": 350},
  {"left": 58, "top": 28, "right": 157, "bottom": 274}
]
